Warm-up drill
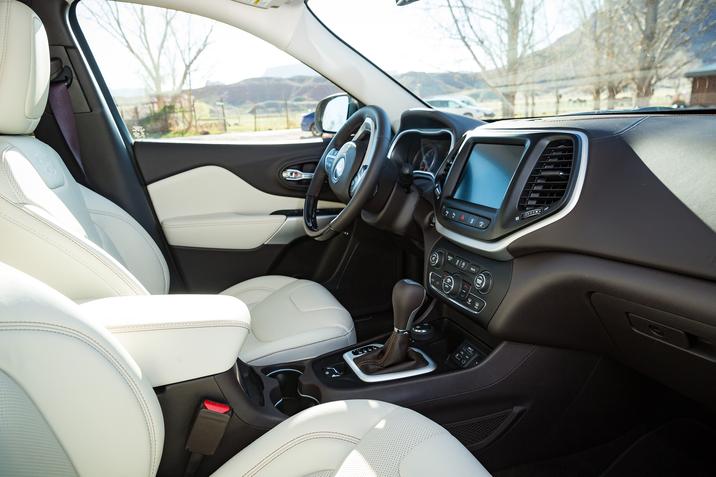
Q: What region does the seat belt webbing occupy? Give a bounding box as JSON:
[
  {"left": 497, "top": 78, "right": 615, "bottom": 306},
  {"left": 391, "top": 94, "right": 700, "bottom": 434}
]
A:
[{"left": 48, "top": 61, "right": 86, "bottom": 180}]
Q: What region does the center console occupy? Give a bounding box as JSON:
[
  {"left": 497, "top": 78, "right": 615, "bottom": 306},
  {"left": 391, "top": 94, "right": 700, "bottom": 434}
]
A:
[{"left": 426, "top": 239, "right": 512, "bottom": 327}]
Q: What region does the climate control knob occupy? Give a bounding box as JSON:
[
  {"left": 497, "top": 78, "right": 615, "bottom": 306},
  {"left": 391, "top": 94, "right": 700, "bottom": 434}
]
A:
[
  {"left": 474, "top": 271, "right": 492, "bottom": 294},
  {"left": 441, "top": 274, "right": 462, "bottom": 296}
]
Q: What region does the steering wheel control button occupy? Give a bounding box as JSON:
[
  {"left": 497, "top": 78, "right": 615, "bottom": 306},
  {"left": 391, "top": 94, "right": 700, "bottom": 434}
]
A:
[
  {"left": 474, "top": 272, "right": 492, "bottom": 294},
  {"left": 429, "top": 250, "right": 444, "bottom": 267}
]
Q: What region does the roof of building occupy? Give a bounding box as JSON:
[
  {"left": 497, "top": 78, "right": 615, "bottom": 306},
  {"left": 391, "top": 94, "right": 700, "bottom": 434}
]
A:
[{"left": 685, "top": 63, "right": 716, "bottom": 78}]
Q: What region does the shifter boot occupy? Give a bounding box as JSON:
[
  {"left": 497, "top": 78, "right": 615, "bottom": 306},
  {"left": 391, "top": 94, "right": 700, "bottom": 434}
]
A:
[{"left": 356, "top": 332, "right": 427, "bottom": 375}]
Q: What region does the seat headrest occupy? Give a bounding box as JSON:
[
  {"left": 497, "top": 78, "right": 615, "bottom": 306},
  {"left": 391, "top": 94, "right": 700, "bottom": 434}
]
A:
[{"left": 0, "top": 0, "right": 50, "bottom": 135}]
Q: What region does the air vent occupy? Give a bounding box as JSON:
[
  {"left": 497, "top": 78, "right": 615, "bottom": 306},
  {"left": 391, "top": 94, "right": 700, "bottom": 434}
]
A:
[{"left": 518, "top": 139, "right": 575, "bottom": 212}]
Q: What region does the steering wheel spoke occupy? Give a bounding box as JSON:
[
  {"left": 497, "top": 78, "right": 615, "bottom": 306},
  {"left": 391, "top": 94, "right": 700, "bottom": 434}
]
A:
[
  {"left": 324, "top": 147, "right": 340, "bottom": 173},
  {"left": 303, "top": 106, "right": 391, "bottom": 241}
]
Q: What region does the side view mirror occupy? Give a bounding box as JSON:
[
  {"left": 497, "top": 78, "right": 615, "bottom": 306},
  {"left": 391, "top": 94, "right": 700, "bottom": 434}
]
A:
[{"left": 315, "top": 93, "right": 359, "bottom": 135}]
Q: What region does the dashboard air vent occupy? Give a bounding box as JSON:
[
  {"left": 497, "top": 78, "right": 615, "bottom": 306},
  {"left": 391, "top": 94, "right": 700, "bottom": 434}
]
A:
[{"left": 518, "top": 139, "right": 575, "bottom": 212}]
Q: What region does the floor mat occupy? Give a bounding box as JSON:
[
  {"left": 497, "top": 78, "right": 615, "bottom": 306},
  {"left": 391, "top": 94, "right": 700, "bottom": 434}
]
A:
[
  {"left": 601, "top": 419, "right": 716, "bottom": 477},
  {"left": 494, "top": 419, "right": 716, "bottom": 477}
]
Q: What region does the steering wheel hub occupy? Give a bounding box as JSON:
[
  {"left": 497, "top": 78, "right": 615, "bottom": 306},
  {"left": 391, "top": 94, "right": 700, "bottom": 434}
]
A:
[
  {"left": 303, "top": 105, "right": 392, "bottom": 241},
  {"left": 330, "top": 142, "right": 355, "bottom": 184}
]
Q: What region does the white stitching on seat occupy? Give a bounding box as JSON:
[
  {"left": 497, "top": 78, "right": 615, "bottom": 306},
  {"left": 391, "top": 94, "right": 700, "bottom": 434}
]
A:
[
  {"left": 243, "top": 431, "right": 360, "bottom": 477},
  {"left": 0, "top": 321, "right": 161, "bottom": 477},
  {"left": 87, "top": 205, "right": 170, "bottom": 294},
  {"left": 0, "top": 196, "right": 148, "bottom": 297},
  {"left": 108, "top": 320, "right": 250, "bottom": 333}
]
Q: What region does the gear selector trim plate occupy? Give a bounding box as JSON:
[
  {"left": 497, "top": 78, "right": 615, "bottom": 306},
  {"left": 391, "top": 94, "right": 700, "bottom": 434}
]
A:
[{"left": 343, "top": 343, "right": 437, "bottom": 383}]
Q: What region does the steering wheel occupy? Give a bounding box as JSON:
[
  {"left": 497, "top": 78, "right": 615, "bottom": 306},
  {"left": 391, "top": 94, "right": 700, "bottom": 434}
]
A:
[{"left": 303, "top": 105, "right": 392, "bottom": 241}]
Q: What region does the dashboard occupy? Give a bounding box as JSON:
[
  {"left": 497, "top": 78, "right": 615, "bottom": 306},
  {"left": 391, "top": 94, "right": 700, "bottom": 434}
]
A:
[{"left": 382, "top": 108, "right": 716, "bottom": 406}]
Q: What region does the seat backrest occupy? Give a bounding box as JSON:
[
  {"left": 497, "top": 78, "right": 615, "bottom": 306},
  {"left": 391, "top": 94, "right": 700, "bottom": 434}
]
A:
[
  {"left": 0, "top": 0, "right": 169, "bottom": 301},
  {"left": 0, "top": 261, "right": 165, "bottom": 476}
]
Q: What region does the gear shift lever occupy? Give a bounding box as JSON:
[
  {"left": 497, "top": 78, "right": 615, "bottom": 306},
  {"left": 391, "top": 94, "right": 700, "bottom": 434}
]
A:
[
  {"left": 392, "top": 279, "right": 427, "bottom": 333},
  {"left": 355, "top": 279, "right": 428, "bottom": 374}
]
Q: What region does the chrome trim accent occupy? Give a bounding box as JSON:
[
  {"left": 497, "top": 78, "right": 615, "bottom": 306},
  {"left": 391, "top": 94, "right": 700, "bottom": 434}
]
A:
[
  {"left": 436, "top": 129, "right": 589, "bottom": 260},
  {"left": 343, "top": 343, "right": 437, "bottom": 383},
  {"left": 265, "top": 368, "right": 303, "bottom": 377},
  {"left": 428, "top": 280, "right": 486, "bottom": 315},
  {"left": 281, "top": 169, "right": 315, "bottom": 181},
  {"left": 387, "top": 128, "right": 456, "bottom": 180},
  {"left": 265, "top": 214, "right": 338, "bottom": 245}
]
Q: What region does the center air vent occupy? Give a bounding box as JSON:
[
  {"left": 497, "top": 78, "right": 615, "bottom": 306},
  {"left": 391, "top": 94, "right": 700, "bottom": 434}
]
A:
[{"left": 518, "top": 139, "right": 575, "bottom": 212}]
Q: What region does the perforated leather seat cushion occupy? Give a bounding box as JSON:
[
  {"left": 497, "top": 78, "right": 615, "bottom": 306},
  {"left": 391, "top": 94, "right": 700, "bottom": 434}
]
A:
[
  {"left": 223, "top": 276, "right": 356, "bottom": 365},
  {"left": 212, "top": 399, "right": 491, "bottom": 477}
]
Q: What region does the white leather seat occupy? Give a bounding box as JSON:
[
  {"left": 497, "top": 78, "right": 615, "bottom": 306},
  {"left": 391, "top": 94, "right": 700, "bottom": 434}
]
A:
[
  {"left": 223, "top": 276, "right": 354, "bottom": 365},
  {"left": 0, "top": 0, "right": 355, "bottom": 365},
  {"left": 0, "top": 262, "right": 490, "bottom": 477}
]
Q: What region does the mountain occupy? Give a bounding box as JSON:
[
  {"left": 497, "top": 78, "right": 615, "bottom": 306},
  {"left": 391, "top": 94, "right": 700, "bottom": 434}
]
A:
[{"left": 192, "top": 75, "right": 341, "bottom": 107}]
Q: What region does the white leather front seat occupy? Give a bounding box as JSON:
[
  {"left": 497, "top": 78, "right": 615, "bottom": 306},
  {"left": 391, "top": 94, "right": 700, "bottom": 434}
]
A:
[
  {"left": 0, "top": 0, "right": 355, "bottom": 365},
  {"left": 0, "top": 262, "right": 491, "bottom": 477}
]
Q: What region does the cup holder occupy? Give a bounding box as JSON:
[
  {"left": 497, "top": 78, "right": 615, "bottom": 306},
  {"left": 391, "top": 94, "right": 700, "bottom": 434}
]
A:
[{"left": 265, "top": 368, "right": 320, "bottom": 416}]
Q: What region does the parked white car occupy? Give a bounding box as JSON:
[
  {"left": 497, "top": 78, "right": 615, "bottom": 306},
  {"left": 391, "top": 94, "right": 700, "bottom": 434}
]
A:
[{"left": 426, "top": 96, "right": 495, "bottom": 118}]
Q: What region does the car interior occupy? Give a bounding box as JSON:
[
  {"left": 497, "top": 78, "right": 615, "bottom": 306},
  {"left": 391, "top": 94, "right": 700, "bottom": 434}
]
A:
[{"left": 1, "top": 0, "right": 715, "bottom": 476}]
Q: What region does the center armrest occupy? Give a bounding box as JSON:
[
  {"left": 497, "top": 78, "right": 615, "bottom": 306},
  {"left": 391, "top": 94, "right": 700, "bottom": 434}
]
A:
[{"left": 81, "top": 295, "right": 251, "bottom": 387}]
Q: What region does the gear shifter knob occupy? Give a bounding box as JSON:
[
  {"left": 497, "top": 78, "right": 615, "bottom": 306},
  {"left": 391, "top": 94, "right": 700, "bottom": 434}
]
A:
[{"left": 392, "top": 279, "right": 426, "bottom": 332}]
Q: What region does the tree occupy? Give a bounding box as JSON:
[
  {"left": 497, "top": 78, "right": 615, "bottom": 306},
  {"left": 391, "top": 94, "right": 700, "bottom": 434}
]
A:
[
  {"left": 574, "top": 0, "right": 629, "bottom": 110},
  {"left": 443, "top": 0, "right": 544, "bottom": 116},
  {"left": 82, "top": 0, "right": 213, "bottom": 107},
  {"left": 620, "top": 0, "right": 716, "bottom": 106}
]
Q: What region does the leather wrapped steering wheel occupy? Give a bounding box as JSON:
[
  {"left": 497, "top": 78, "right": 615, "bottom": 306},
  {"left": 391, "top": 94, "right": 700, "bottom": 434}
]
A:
[{"left": 303, "top": 105, "right": 392, "bottom": 241}]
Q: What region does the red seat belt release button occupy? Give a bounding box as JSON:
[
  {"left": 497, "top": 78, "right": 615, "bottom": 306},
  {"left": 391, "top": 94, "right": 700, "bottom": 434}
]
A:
[
  {"left": 203, "top": 399, "right": 231, "bottom": 414},
  {"left": 185, "top": 400, "right": 232, "bottom": 456}
]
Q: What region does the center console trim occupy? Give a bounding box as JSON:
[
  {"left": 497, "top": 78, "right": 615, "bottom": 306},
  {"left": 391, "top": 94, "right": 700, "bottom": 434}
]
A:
[
  {"left": 343, "top": 343, "right": 437, "bottom": 383},
  {"left": 436, "top": 129, "right": 589, "bottom": 260}
]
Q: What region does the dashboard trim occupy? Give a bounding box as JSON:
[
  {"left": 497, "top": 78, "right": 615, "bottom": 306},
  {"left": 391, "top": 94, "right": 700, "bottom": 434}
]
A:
[
  {"left": 435, "top": 129, "right": 589, "bottom": 260},
  {"left": 387, "top": 128, "right": 456, "bottom": 180}
]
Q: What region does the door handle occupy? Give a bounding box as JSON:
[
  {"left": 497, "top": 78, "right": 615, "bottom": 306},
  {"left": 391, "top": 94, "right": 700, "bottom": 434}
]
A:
[{"left": 281, "top": 169, "right": 314, "bottom": 181}]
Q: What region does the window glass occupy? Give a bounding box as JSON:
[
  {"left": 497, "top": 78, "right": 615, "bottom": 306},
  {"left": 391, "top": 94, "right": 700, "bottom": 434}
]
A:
[
  {"left": 309, "top": 0, "right": 716, "bottom": 119},
  {"left": 77, "top": 0, "right": 343, "bottom": 142}
]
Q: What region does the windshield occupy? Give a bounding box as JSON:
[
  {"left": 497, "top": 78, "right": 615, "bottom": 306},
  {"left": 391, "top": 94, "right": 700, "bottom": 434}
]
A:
[{"left": 309, "top": 0, "right": 716, "bottom": 119}]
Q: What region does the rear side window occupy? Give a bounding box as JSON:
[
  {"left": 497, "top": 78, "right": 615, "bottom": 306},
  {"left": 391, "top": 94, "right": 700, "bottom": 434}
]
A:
[{"left": 76, "top": 0, "right": 343, "bottom": 143}]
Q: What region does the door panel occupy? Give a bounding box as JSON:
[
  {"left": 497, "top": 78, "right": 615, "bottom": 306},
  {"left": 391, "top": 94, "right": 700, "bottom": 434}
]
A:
[
  {"left": 147, "top": 165, "right": 342, "bottom": 250},
  {"left": 136, "top": 140, "right": 333, "bottom": 198}
]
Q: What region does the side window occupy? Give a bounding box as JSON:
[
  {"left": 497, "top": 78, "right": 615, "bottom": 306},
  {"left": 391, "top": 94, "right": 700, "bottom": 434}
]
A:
[{"left": 76, "top": 0, "right": 343, "bottom": 143}]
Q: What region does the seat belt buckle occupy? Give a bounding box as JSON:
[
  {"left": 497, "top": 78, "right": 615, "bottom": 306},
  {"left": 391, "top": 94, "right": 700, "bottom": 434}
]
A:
[{"left": 185, "top": 399, "right": 232, "bottom": 456}]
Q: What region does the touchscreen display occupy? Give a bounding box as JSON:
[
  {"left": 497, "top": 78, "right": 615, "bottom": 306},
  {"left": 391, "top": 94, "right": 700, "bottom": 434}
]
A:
[{"left": 453, "top": 143, "right": 525, "bottom": 209}]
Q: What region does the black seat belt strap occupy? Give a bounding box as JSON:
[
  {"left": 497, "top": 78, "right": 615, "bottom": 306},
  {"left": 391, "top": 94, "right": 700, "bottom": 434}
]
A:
[{"left": 48, "top": 58, "right": 86, "bottom": 181}]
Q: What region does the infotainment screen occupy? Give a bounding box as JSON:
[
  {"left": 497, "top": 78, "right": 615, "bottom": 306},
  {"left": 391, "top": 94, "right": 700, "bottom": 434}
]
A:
[{"left": 453, "top": 143, "right": 525, "bottom": 209}]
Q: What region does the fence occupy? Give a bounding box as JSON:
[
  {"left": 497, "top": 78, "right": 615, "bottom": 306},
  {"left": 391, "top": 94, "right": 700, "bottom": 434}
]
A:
[{"left": 116, "top": 96, "right": 317, "bottom": 139}]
